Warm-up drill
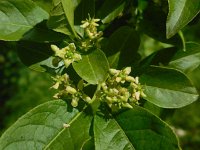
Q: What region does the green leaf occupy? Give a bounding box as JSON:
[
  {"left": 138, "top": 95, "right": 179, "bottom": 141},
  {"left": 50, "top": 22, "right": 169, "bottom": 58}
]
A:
[
  {"left": 146, "top": 47, "right": 178, "bottom": 66},
  {"left": 22, "top": 21, "right": 66, "bottom": 43},
  {"left": 169, "top": 42, "right": 200, "bottom": 73},
  {"left": 93, "top": 106, "right": 180, "bottom": 150},
  {"left": 105, "top": 26, "right": 140, "bottom": 69},
  {"left": 0, "top": 100, "right": 93, "bottom": 150},
  {"left": 140, "top": 66, "right": 199, "bottom": 108},
  {"left": 32, "top": 0, "right": 53, "bottom": 13},
  {"left": 187, "top": 66, "right": 200, "bottom": 93},
  {"left": 17, "top": 41, "right": 56, "bottom": 72},
  {"left": 139, "top": 2, "right": 182, "bottom": 45},
  {"left": 44, "top": 107, "right": 93, "bottom": 149},
  {"left": 47, "top": 0, "right": 77, "bottom": 36},
  {"left": 61, "top": 0, "right": 76, "bottom": 35},
  {"left": 94, "top": 115, "right": 135, "bottom": 150},
  {"left": 73, "top": 49, "right": 109, "bottom": 84},
  {"left": 135, "top": 47, "right": 178, "bottom": 75},
  {"left": 31, "top": 0, "right": 52, "bottom": 13},
  {"left": 167, "top": 0, "right": 200, "bottom": 38},
  {"left": 97, "top": 0, "right": 125, "bottom": 24},
  {"left": 0, "top": 0, "right": 48, "bottom": 41},
  {"left": 115, "top": 106, "right": 181, "bottom": 150},
  {"left": 0, "top": 100, "right": 180, "bottom": 150}
]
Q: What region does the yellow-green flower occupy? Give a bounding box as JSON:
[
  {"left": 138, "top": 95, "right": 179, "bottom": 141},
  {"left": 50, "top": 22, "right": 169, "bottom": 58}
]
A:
[{"left": 51, "top": 43, "right": 82, "bottom": 68}]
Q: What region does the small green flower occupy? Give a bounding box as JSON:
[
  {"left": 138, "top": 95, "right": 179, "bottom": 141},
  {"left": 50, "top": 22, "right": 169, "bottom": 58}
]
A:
[
  {"left": 66, "top": 86, "right": 77, "bottom": 94},
  {"left": 51, "top": 74, "right": 91, "bottom": 108},
  {"left": 80, "top": 17, "right": 102, "bottom": 39},
  {"left": 71, "top": 96, "right": 79, "bottom": 107},
  {"left": 51, "top": 74, "right": 69, "bottom": 90},
  {"left": 51, "top": 43, "right": 82, "bottom": 68}
]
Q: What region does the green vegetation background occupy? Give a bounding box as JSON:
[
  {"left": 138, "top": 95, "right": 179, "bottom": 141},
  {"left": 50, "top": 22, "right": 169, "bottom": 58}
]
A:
[{"left": 1, "top": 16, "right": 200, "bottom": 150}]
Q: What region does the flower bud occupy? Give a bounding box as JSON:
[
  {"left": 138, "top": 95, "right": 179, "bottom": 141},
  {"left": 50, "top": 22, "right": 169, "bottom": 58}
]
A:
[
  {"left": 71, "top": 98, "right": 78, "bottom": 107},
  {"left": 130, "top": 82, "right": 138, "bottom": 88},
  {"left": 120, "top": 95, "right": 128, "bottom": 102},
  {"left": 51, "top": 82, "right": 59, "bottom": 89},
  {"left": 80, "top": 22, "right": 89, "bottom": 28},
  {"left": 125, "top": 76, "right": 135, "bottom": 82},
  {"left": 86, "top": 29, "right": 95, "bottom": 39},
  {"left": 68, "top": 43, "right": 76, "bottom": 51},
  {"left": 106, "top": 96, "right": 113, "bottom": 103},
  {"left": 93, "top": 18, "right": 100, "bottom": 22},
  {"left": 116, "top": 77, "right": 122, "bottom": 83},
  {"left": 112, "top": 96, "right": 118, "bottom": 102},
  {"left": 53, "top": 93, "right": 59, "bottom": 99},
  {"left": 140, "top": 91, "right": 146, "bottom": 98},
  {"left": 51, "top": 45, "right": 60, "bottom": 52},
  {"left": 64, "top": 59, "right": 72, "bottom": 68},
  {"left": 135, "top": 77, "right": 139, "bottom": 84},
  {"left": 63, "top": 74, "right": 69, "bottom": 82},
  {"left": 109, "top": 69, "right": 120, "bottom": 75},
  {"left": 135, "top": 91, "right": 140, "bottom": 100},
  {"left": 73, "top": 53, "right": 82, "bottom": 61},
  {"left": 101, "top": 82, "right": 108, "bottom": 91},
  {"left": 113, "top": 88, "right": 119, "bottom": 94},
  {"left": 119, "top": 87, "right": 128, "bottom": 94},
  {"left": 66, "top": 86, "right": 77, "bottom": 94},
  {"left": 85, "top": 96, "right": 91, "bottom": 102},
  {"left": 123, "top": 67, "right": 131, "bottom": 75},
  {"left": 122, "top": 103, "right": 133, "bottom": 109}
]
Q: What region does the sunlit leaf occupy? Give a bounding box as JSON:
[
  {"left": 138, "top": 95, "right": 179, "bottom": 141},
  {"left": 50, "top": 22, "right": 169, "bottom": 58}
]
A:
[
  {"left": 167, "top": 0, "right": 200, "bottom": 38},
  {"left": 115, "top": 106, "right": 181, "bottom": 150},
  {"left": 94, "top": 106, "right": 180, "bottom": 150},
  {"left": 0, "top": 100, "right": 181, "bottom": 150},
  {"left": 32, "top": 0, "right": 53, "bottom": 13},
  {"left": 140, "top": 66, "right": 199, "bottom": 108},
  {"left": 22, "top": 21, "right": 66, "bottom": 43},
  {"left": 47, "top": 0, "right": 77, "bottom": 36},
  {"left": 73, "top": 49, "right": 109, "bottom": 84},
  {"left": 169, "top": 43, "right": 200, "bottom": 73},
  {"left": 0, "top": 100, "right": 93, "bottom": 150},
  {"left": 94, "top": 115, "right": 135, "bottom": 150},
  {"left": 0, "top": 0, "right": 48, "bottom": 41}
]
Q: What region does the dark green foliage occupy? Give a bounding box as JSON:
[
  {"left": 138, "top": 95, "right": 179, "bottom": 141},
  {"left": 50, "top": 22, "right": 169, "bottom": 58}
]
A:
[{"left": 0, "top": 0, "right": 200, "bottom": 149}]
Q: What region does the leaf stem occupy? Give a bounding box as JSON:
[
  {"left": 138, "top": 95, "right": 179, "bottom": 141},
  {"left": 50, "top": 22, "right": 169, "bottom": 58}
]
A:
[
  {"left": 90, "top": 84, "right": 101, "bottom": 103},
  {"left": 178, "top": 31, "right": 186, "bottom": 51}
]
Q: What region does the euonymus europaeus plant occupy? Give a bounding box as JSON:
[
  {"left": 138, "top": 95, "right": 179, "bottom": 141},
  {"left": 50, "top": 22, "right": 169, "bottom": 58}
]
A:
[{"left": 0, "top": 0, "right": 200, "bottom": 149}]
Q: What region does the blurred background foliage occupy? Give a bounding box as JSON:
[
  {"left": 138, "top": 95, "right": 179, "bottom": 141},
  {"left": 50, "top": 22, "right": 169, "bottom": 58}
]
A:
[
  {"left": 0, "top": 41, "right": 55, "bottom": 135},
  {"left": 0, "top": 5, "right": 200, "bottom": 150}
]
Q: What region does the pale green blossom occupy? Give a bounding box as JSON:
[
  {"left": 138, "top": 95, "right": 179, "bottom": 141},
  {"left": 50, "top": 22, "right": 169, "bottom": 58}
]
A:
[
  {"left": 80, "top": 17, "right": 102, "bottom": 39},
  {"left": 51, "top": 43, "right": 82, "bottom": 68},
  {"left": 51, "top": 74, "right": 91, "bottom": 107}
]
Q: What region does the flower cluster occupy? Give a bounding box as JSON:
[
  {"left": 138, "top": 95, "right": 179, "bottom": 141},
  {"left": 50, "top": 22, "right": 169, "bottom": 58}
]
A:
[
  {"left": 100, "top": 67, "right": 146, "bottom": 111},
  {"left": 51, "top": 74, "right": 91, "bottom": 107},
  {"left": 51, "top": 43, "right": 82, "bottom": 68},
  {"left": 80, "top": 17, "right": 102, "bottom": 39},
  {"left": 80, "top": 16, "right": 103, "bottom": 51}
]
